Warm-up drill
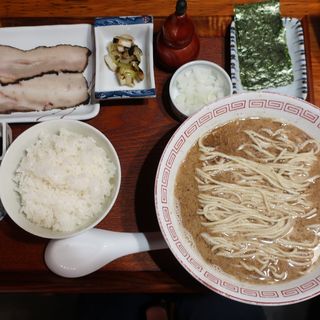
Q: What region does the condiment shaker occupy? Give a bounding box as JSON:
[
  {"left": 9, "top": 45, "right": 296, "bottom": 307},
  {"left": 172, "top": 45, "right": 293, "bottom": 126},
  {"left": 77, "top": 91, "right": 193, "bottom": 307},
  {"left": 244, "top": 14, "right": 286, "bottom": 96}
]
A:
[{"left": 156, "top": 0, "right": 200, "bottom": 71}]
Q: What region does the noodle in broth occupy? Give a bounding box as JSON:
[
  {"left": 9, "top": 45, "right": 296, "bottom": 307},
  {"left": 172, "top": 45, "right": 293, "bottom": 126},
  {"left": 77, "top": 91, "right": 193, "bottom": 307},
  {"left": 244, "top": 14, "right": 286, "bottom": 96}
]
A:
[{"left": 175, "top": 118, "right": 320, "bottom": 284}]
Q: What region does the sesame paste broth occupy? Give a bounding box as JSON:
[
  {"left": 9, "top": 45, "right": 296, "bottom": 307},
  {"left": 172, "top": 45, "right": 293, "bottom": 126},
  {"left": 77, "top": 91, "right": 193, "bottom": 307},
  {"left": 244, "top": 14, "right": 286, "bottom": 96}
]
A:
[{"left": 174, "top": 118, "right": 320, "bottom": 284}]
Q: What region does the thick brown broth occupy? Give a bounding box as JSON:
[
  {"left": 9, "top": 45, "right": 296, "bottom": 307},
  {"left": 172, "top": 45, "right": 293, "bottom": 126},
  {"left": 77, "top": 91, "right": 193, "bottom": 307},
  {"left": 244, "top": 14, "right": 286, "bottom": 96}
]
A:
[{"left": 175, "top": 118, "right": 320, "bottom": 284}]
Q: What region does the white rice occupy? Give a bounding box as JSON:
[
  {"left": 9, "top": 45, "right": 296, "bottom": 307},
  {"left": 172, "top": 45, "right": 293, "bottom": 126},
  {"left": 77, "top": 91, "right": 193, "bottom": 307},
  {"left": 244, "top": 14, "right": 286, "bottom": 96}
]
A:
[{"left": 14, "top": 128, "right": 116, "bottom": 232}]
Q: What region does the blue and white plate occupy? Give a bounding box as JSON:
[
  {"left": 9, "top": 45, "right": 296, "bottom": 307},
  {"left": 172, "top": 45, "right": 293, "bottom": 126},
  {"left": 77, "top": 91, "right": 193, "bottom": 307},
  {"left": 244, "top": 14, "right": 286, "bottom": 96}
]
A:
[
  {"left": 94, "top": 16, "right": 156, "bottom": 100},
  {"left": 230, "top": 17, "right": 308, "bottom": 100}
]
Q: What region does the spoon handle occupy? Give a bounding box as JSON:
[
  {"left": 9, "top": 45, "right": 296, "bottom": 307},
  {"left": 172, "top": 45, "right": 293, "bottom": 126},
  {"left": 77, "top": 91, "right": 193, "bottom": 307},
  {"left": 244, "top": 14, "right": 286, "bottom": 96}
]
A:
[
  {"left": 142, "top": 231, "right": 168, "bottom": 251},
  {"left": 101, "top": 230, "right": 168, "bottom": 258}
]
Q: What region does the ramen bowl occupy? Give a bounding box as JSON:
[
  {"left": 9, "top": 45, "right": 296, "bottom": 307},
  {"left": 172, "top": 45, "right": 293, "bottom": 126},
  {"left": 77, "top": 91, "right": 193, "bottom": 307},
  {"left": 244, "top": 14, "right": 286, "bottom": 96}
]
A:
[
  {"left": 0, "top": 120, "right": 121, "bottom": 239},
  {"left": 155, "top": 91, "right": 320, "bottom": 305}
]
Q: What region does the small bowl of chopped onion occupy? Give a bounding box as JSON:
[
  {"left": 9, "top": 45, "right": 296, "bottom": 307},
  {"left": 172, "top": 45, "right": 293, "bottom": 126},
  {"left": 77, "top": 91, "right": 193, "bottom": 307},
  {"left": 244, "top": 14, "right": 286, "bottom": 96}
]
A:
[
  {"left": 169, "top": 60, "right": 232, "bottom": 119},
  {"left": 0, "top": 120, "right": 121, "bottom": 239}
]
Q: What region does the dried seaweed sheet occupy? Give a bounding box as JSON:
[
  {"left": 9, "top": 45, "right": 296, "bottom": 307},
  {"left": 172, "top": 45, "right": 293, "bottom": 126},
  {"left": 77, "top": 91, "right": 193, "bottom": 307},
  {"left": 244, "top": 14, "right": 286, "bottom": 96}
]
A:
[{"left": 234, "top": 0, "right": 294, "bottom": 90}]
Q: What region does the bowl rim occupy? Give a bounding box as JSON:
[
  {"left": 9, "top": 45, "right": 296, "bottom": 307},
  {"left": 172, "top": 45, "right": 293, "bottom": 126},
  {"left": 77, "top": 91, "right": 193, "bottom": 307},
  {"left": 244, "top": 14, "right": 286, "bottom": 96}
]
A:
[
  {"left": 169, "top": 59, "right": 233, "bottom": 119},
  {"left": 155, "top": 91, "right": 320, "bottom": 306},
  {"left": 0, "top": 119, "right": 121, "bottom": 239}
]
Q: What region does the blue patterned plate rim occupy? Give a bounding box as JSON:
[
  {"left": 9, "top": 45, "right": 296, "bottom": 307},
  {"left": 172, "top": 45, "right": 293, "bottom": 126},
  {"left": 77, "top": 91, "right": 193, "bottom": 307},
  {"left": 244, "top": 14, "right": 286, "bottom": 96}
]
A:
[
  {"left": 95, "top": 16, "right": 153, "bottom": 27},
  {"left": 95, "top": 88, "right": 156, "bottom": 100}
]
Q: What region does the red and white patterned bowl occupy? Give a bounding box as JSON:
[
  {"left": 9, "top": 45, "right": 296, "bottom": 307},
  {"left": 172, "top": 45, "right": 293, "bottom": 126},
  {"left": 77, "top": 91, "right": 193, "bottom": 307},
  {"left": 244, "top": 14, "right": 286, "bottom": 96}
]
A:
[{"left": 155, "top": 91, "right": 320, "bottom": 305}]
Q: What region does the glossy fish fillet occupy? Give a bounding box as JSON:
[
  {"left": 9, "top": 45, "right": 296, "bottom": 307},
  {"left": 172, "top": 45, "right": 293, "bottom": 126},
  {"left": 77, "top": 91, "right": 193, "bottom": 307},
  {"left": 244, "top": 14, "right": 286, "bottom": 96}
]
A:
[
  {"left": 0, "top": 45, "right": 91, "bottom": 84},
  {"left": 0, "top": 73, "right": 89, "bottom": 113}
]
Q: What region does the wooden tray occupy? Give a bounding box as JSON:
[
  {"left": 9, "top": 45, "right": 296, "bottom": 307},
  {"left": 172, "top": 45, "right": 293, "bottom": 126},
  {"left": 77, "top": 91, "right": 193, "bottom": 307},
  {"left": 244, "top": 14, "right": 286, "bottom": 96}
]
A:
[{"left": 0, "top": 16, "right": 315, "bottom": 293}]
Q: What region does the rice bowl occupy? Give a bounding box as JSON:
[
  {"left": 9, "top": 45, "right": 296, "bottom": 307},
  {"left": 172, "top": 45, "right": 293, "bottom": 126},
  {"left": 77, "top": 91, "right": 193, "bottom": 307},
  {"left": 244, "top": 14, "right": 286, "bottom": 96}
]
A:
[{"left": 0, "top": 120, "right": 121, "bottom": 239}]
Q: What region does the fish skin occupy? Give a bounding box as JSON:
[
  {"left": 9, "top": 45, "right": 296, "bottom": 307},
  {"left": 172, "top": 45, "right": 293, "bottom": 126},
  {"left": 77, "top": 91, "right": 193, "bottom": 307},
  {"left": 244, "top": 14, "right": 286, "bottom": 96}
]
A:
[
  {"left": 0, "top": 44, "right": 91, "bottom": 85},
  {"left": 0, "top": 73, "right": 89, "bottom": 113}
]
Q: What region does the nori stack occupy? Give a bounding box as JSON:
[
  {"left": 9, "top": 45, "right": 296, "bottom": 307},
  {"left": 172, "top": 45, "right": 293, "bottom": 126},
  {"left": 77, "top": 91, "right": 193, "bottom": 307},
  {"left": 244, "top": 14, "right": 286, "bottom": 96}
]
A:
[{"left": 234, "top": 0, "right": 294, "bottom": 90}]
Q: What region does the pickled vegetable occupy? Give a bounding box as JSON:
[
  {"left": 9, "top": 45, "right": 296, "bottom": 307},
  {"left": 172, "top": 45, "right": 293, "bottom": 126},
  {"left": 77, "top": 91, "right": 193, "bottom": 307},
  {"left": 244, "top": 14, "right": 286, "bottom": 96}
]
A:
[{"left": 104, "top": 34, "right": 144, "bottom": 87}]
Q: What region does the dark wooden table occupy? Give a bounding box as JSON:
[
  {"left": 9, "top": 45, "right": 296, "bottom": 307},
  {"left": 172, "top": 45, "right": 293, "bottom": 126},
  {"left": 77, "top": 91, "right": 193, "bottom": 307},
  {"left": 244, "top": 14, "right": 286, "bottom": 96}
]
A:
[{"left": 0, "top": 15, "right": 317, "bottom": 293}]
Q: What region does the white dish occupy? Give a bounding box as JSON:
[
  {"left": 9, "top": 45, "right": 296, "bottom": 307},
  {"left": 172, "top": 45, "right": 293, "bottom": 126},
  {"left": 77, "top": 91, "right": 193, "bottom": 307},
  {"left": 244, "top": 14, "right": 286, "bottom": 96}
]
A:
[
  {"left": 0, "top": 120, "right": 121, "bottom": 239},
  {"left": 0, "top": 24, "right": 100, "bottom": 123},
  {"left": 169, "top": 60, "right": 232, "bottom": 119},
  {"left": 155, "top": 92, "right": 320, "bottom": 305},
  {"left": 94, "top": 16, "right": 156, "bottom": 100},
  {"left": 230, "top": 17, "right": 308, "bottom": 99}
]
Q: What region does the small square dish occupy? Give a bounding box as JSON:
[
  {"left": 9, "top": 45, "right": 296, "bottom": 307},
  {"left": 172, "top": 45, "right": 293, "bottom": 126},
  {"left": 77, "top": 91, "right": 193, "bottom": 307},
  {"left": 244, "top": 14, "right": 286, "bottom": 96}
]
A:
[
  {"left": 230, "top": 17, "right": 308, "bottom": 100},
  {"left": 94, "top": 16, "right": 156, "bottom": 100},
  {"left": 0, "top": 24, "right": 100, "bottom": 123}
]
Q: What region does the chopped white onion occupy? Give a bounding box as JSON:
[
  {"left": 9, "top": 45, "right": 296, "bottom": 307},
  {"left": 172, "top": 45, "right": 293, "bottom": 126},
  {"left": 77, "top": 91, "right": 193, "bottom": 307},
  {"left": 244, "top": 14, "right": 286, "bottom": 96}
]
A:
[{"left": 173, "top": 65, "right": 228, "bottom": 116}]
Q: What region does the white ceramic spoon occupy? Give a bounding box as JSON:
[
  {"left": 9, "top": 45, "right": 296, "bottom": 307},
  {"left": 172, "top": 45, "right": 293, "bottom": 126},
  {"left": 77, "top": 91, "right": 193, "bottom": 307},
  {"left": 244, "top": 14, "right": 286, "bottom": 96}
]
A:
[{"left": 44, "top": 228, "right": 168, "bottom": 278}]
